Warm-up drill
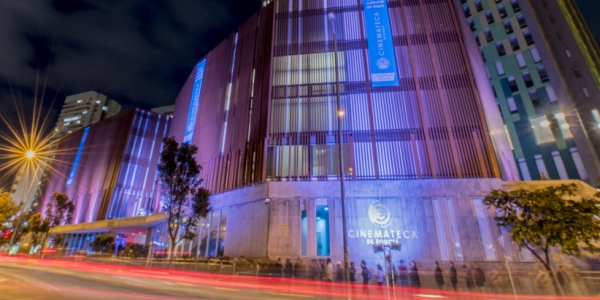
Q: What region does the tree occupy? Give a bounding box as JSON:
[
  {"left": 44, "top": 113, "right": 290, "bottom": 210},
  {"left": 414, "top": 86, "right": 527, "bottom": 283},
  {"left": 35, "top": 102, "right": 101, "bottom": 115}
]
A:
[
  {"left": 90, "top": 233, "right": 115, "bottom": 254},
  {"left": 0, "top": 192, "right": 17, "bottom": 243},
  {"left": 157, "top": 137, "right": 211, "bottom": 268},
  {"left": 45, "top": 192, "right": 75, "bottom": 227},
  {"left": 22, "top": 213, "right": 50, "bottom": 252},
  {"left": 483, "top": 184, "right": 600, "bottom": 294}
]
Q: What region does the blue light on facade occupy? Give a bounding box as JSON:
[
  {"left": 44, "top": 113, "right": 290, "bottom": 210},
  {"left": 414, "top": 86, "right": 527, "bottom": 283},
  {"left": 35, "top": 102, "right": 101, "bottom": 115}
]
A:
[
  {"left": 183, "top": 59, "right": 207, "bottom": 144},
  {"left": 65, "top": 126, "right": 90, "bottom": 188},
  {"left": 363, "top": 0, "right": 400, "bottom": 87}
]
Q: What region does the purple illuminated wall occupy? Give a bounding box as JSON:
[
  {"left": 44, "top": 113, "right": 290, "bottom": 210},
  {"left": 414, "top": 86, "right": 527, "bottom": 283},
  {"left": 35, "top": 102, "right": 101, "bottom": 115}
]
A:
[
  {"left": 40, "top": 109, "right": 170, "bottom": 224},
  {"left": 170, "top": 0, "right": 513, "bottom": 195}
]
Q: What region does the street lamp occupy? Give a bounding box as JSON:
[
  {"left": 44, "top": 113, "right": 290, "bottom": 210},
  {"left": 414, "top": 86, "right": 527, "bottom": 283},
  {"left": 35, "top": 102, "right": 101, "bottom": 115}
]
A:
[
  {"left": 26, "top": 150, "right": 35, "bottom": 159},
  {"left": 328, "top": 12, "right": 350, "bottom": 283}
]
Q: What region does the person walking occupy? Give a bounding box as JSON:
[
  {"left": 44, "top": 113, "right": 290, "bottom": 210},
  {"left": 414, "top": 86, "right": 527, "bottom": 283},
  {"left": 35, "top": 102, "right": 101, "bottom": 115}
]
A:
[
  {"left": 361, "top": 260, "right": 371, "bottom": 285},
  {"left": 294, "top": 258, "right": 304, "bottom": 279},
  {"left": 376, "top": 264, "right": 385, "bottom": 286},
  {"left": 276, "top": 258, "right": 283, "bottom": 277},
  {"left": 349, "top": 262, "right": 356, "bottom": 283},
  {"left": 449, "top": 262, "right": 458, "bottom": 291},
  {"left": 324, "top": 258, "right": 334, "bottom": 282},
  {"left": 336, "top": 261, "right": 344, "bottom": 282},
  {"left": 463, "top": 265, "right": 473, "bottom": 290},
  {"left": 473, "top": 263, "right": 486, "bottom": 293},
  {"left": 398, "top": 260, "right": 409, "bottom": 287},
  {"left": 319, "top": 259, "right": 325, "bottom": 280},
  {"left": 434, "top": 261, "right": 445, "bottom": 290},
  {"left": 284, "top": 258, "right": 293, "bottom": 278},
  {"left": 409, "top": 261, "right": 421, "bottom": 288}
]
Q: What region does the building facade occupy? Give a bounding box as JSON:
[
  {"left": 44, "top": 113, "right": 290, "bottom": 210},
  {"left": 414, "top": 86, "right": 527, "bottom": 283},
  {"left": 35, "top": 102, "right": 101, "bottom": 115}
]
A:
[
  {"left": 457, "top": 0, "right": 600, "bottom": 184},
  {"left": 10, "top": 91, "right": 121, "bottom": 210},
  {"left": 46, "top": 0, "right": 599, "bottom": 275}
]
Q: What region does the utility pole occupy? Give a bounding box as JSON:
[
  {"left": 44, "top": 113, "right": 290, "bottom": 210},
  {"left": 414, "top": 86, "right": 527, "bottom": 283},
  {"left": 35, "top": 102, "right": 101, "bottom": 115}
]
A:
[{"left": 328, "top": 12, "right": 350, "bottom": 283}]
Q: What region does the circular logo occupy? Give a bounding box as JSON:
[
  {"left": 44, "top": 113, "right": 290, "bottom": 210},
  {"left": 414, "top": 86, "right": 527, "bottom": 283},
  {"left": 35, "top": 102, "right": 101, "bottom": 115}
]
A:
[
  {"left": 368, "top": 201, "right": 392, "bottom": 228},
  {"left": 376, "top": 58, "right": 390, "bottom": 70}
]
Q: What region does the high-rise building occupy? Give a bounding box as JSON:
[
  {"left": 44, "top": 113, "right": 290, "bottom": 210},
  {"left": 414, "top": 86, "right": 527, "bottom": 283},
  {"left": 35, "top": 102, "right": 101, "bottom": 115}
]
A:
[
  {"left": 457, "top": 0, "right": 600, "bottom": 184},
  {"left": 10, "top": 91, "right": 121, "bottom": 210},
  {"left": 43, "top": 0, "right": 599, "bottom": 273},
  {"left": 151, "top": 105, "right": 175, "bottom": 117}
]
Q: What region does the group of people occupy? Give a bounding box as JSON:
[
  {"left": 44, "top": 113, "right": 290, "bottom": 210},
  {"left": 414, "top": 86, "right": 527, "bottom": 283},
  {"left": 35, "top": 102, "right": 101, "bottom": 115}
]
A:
[{"left": 241, "top": 256, "right": 488, "bottom": 290}]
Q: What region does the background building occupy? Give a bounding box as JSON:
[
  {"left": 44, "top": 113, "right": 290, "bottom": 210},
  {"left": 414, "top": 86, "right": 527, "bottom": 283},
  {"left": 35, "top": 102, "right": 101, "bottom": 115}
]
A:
[
  {"left": 151, "top": 105, "right": 175, "bottom": 117},
  {"left": 457, "top": 0, "right": 600, "bottom": 183},
  {"left": 10, "top": 91, "right": 121, "bottom": 210}
]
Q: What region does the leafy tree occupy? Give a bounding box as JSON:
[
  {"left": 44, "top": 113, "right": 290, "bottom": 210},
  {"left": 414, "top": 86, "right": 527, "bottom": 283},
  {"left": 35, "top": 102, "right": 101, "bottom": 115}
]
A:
[
  {"left": 45, "top": 192, "right": 75, "bottom": 227},
  {"left": 52, "top": 234, "right": 65, "bottom": 249},
  {"left": 157, "top": 137, "right": 211, "bottom": 268},
  {"left": 22, "top": 213, "right": 50, "bottom": 252},
  {"left": 0, "top": 192, "right": 17, "bottom": 225},
  {"left": 484, "top": 184, "right": 600, "bottom": 294},
  {"left": 90, "top": 233, "right": 115, "bottom": 254}
]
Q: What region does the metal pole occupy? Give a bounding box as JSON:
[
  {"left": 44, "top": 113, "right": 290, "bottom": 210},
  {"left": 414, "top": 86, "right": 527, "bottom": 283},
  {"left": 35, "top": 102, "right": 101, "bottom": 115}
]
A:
[{"left": 328, "top": 12, "right": 350, "bottom": 283}]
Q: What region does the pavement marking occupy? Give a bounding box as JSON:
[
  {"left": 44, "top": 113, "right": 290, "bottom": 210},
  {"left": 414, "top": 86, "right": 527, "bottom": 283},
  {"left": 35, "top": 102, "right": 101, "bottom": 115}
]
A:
[
  {"left": 213, "top": 287, "right": 239, "bottom": 292},
  {"left": 26, "top": 259, "right": 38, "bottom": 263},
  {"left": 271, "top": 292, "right": 312, "bottom": 298}
]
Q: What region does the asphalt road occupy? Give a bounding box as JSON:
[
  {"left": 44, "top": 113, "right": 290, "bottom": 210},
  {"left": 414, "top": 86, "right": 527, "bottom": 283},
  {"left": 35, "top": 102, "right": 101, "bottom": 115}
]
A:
[{"left": 0, "top": 261, "right": 321, "bottom": 300}]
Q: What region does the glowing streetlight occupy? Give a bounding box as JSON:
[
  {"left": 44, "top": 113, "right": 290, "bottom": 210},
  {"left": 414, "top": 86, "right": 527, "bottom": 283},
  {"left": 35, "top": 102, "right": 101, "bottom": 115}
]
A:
[{"left": 25, "top": 150, "right": 35, "bottom": 159}]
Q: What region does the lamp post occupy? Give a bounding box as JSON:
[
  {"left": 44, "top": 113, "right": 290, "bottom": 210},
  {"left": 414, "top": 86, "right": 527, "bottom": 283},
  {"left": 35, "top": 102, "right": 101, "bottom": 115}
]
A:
[{"left": 328, "top": 12, "right": 350, "bottom": 283}]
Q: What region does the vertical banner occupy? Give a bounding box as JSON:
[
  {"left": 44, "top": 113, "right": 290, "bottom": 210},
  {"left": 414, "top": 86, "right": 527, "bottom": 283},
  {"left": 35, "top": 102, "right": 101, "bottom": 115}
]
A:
[
  {"left": 183, "top": 59, "right": 207, "bottom": 144},
  {"left": 66, "top": 126, "right": 90, "bottom": 188},
  {"left": 363, "top": 0, "right": 400, "bottom": 87}
]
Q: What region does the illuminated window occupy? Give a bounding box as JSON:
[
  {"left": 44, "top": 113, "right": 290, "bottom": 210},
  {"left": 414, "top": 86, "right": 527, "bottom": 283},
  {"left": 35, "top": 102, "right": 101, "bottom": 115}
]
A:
[
  {"left": 498, "top": 5, "right": 507, "bottom": 18},
  {"left": 516, "top": 53, "right": 526, "bottom": 68},
  {"left": 534, "top": 154, "right": 548, "bottom": 179},
  {"left": 316, "top": 199, "right": 330, "bottom": 257},
  {"left": 552, "top": 151, "right": 569, "bottom": 179},
  {"left": 432, "top": 198, "right": 449, "bottom": 261},
  {"left": 507, "top": 97, "right": 517, "bottom": 113},
  {"left": 565, "top": 49, "right": 571, "bottom": 58},
  {"left": 95, "top": 100, "right": 101, "bottom": 104},
  {"left": 504, "top": 20, "right": 513, "bottom": 34},
  {"left": 554, "top": 113, "right": 572, "bottom": 138},
  {"left": 471, "top": 198, "right": 497, "bottom": 261},
  {"left": 504, "top": 125, "right": 514, "bottom": 150},
  {"left": 495, "top": 61, "right": 505, "bottom": 75},
  {"left": 301, "top": 199, "right": 307, "bottom": 256},
  {"left": 583, "top": 87, "right": 590, "bottom": 98},
  {"left": 530, "top": 115, "right": 555, "bottom": 144},
  {"left": 570, "top": 148, "right": 589, "bottom": 180},
  {"left": 531, "top": 48, "right": 541, "bottom": 62},
  {"left": 518, "top": 158, "right": 532, "bottom": 180},
  {"left": 546, "top": 86, "right": 557, "bottom": 102},
  {"left": 445, "top": 198, "right": 463, "bottom": 261}
]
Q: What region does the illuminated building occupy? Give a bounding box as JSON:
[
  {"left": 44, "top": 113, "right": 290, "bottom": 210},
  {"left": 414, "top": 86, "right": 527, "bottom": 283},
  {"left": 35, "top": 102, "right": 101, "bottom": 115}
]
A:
[
  {"left": 45, "top": 0, "right": 599, "bottom": 271},
  {"left": 457, "top": 0, "right": 600, "bottom": 183}
]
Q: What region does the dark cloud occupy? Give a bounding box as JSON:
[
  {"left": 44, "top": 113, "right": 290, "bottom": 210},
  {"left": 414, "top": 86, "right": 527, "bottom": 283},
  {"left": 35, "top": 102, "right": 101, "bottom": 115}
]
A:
[{"left": 0, "top": 0, "right": 261, "bottom": 188}]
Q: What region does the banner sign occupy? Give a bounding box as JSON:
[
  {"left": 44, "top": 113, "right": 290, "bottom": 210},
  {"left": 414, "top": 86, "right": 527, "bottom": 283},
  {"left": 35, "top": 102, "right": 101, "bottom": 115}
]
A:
[
  {"left": 66, "top": 126, "right": 90, "bottom": 188},
  {"left": 363, "top": 0, "right": 400, "bottom": 87},
  {"left": 183, "top": 59, "right": 207, "bottom": 144}
]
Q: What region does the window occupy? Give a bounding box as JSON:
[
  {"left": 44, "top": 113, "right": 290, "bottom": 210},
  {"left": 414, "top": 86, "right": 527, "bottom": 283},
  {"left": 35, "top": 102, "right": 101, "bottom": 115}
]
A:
[
  {"left": 546, "top": 86, "right": 557, "bottom": 102},
  {"left": 534, "top": 154, "right": 549, "bottom": 179},
  {"left": 573, "top": 67, "right": 581, "bottom": 78},
  {"left": 531, "top": 115, "right": 555, "bottom": 144},
  {"left": 523, "top": 72, "right": 534, "bottom": 88},
  {"left": 552, "top": 151, "right": 569, "bottom": 179},
  {"left": 481, "top": 50, "right": 486, "bottom": 62},
  {"left": 496, "top": 41, "right": 506, "bottom": 56},
  {"left": 530, "top": 90, "right": 541, "bottom": 107},
  {"left": 511, "top": 0, "right": 521, "bottom": 12},
  {"left": 492, "top": 84, "right": 497, "bottom": 97},
  {"left": 538, "top": 66, "right": 549, "bottom": 82},
  {"left": 316, "top": 199, "right": 330, "bottom": 256},
  {"left": 516, "top": 53, "right": 526, "bottom": 68},
  {"left": 518, "top": 158, "right": 532, "bottom": 180},
  {"left": 432, "top": 198, "right": 449, "bottom": 261},
  {"left": 217, "top": 209, "right": 228, "bottom": 257},
  {"left": 592, "top": 109, "right": 600, "bottom": 127},
  {"left": 517, "top": 15, "right": 527, "bottom": 28},
  {"left": 510, "top": 36, "right": 520, "bottom": 51},
  {"left": 498, "top": 5, "right": 507, "bottom": 18},
  {"left": 301, "top": 199, "right": 307, "bottom": 256},
  {"left": 504, "top": 20, "right": 514, "bottom": 34},
  {"left": 207, "top": 210, "right": 221, "bottom": 257},
  {"left": 463, "top": 5, "right": 471, "bottom": 18},
  {"left": 531, "top": 48, "right": 541, "bottom": 62},
  {"left": 475, "top": 0, "right": 483, "bottom": 12},
  {"left": 504, "top": 125, "right": 514, "bottom": 150},
  {"left": 472, "top": 198, "right": 497, "bottom": 261},
  {"left": 565, "top": 49, "right": 571, "bottom": 58},
  {"left": 468, "top": 19, "right": 476, "bottom": 32},
  {"left": 484, "top": 29, "right": 493, "bottom": 42},
  {"left": 583, "top": 87, "right": 590, "bottom": 98},
  {"left": 507, "top": 97, "right": 518, "bottom": 112},
  {"left": 486, "top": 11, "right": 495, "bottom": 24},
  {"left": 475, "top": 34, "right": 481, "bottom": 46},
  {"left": 570, "top": 148, "right": 589, "bottom": 180},
  {"left": 549, "top": 14, "right": 555, "bottom": 24},
  {"left": 446, "top": 198, "right": 463, "bottom": 261},
  {"left": 523, "top": 30, "right": 534, "bottom": 45},
  {"left": 508, "top": 76, "right": 518, "bottom": 92},
  {"left": 557, "top": 31, "right": 563, "bottom": 41},
  {"left": 520, "top": 248, "right": 535, "bottom": 261},
  {"left": 494, "top": 61, "right": 505, "bottom": 75}
]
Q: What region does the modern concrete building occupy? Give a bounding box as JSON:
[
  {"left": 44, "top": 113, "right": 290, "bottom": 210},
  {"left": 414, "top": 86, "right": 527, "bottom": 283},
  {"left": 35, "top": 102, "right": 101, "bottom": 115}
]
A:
[
  {"left": 151, "top": 105, "right": 175, "bottom": 117},
  {"left": 43, "top": 0, "right": 600, "bottom": 280},
  {"left": 10, "top": 91, "right": 121, "bottom": 210},
  {"left": 457, "top": 0, "right": 600, "bottom": 184}
]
